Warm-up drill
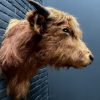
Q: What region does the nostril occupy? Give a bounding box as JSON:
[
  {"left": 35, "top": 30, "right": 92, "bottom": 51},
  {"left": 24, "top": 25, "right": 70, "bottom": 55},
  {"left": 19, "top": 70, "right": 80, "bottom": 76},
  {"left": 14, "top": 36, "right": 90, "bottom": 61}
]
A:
[{"left": 89, "top": 55, "right": 94, "bottom": 61}]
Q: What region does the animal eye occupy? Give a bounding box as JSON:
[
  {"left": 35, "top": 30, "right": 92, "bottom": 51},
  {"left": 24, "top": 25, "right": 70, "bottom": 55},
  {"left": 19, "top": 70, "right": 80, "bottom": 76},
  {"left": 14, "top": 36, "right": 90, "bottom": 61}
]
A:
[
  {"left": 63, "top": 28, "right": 70, "bottom": 33},
  {"left": 63, "top": 28, "right": 74, "bottom": 36}
]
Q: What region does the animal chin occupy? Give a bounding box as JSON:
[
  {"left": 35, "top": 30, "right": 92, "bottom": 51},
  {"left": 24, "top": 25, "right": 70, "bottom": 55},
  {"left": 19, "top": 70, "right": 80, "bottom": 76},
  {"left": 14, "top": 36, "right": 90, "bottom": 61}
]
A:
[{"left": 72, "top": 64, "right": 89, "bottom": 69}]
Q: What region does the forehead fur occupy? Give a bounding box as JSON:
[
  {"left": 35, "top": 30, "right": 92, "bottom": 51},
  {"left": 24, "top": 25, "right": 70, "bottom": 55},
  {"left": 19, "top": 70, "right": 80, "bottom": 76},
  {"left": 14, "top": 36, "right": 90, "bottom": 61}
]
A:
[
  {"left": 47, "top": 7, "right": 79, "bottom": 25},
  {"left": 46, "top": 7, "right": 82, "bottom": 38}
]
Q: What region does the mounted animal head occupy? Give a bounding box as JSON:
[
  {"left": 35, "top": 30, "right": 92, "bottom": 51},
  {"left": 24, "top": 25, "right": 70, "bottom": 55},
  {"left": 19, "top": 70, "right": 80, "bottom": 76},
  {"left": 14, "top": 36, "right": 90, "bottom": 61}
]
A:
[
  {"left": 0, "top": 1, "right": 94, "bottom": 99},
  {"left": 26, "top": 0, "right": 94, "bottom": 69},
  {"left": 0, "top": 0, "right": 94, "bottom": 71}
]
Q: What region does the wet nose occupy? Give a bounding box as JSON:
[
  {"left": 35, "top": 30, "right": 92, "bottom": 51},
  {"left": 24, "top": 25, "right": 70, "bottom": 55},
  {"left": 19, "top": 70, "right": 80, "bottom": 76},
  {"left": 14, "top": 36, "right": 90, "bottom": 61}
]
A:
[{"left": 89, "top": 55, "right": 94, "bottom": 62}]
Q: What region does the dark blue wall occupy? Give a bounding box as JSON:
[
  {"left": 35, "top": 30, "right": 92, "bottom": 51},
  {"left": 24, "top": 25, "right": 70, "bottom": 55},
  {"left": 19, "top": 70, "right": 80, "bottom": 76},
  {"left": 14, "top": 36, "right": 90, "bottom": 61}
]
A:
[{"left": 44, "top": 0, "right": 100, "bottom": 100}]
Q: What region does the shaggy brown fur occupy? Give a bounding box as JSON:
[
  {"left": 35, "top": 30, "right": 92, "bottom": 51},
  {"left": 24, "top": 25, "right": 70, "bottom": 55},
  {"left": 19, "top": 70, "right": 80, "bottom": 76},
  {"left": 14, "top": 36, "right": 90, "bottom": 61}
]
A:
[{"left": 0, "top": 6, "right": 93, "bottom": 100}]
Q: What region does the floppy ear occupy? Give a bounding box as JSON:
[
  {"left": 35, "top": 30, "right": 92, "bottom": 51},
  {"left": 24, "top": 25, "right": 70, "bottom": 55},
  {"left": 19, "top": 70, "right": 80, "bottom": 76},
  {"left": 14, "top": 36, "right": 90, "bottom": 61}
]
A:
[
  {"left": 26, "top": 11, "right": 46, "bottom": 33},
  {"left": 26, "top": 0, "right": 50, "bottom": 33}
]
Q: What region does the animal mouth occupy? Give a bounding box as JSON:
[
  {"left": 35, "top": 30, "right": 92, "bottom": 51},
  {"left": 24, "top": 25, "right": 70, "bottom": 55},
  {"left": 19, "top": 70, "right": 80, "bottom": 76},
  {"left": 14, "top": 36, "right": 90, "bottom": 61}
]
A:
[{"left": 73, "top": 62, "right": 92, "bottom": 69}]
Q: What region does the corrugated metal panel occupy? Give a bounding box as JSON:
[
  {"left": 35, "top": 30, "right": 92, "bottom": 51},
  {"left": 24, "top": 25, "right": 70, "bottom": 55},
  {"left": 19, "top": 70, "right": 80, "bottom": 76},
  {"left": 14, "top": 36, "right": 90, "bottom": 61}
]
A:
[{"left": 0, "top": 0, "right": 49, "bottom": 100}]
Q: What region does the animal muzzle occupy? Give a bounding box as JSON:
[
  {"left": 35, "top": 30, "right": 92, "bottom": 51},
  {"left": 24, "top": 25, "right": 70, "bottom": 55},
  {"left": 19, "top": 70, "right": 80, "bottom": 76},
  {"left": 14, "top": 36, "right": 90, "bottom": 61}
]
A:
[
  {"left": 80, "top": 51, "right": 94, "bottom": 68},
  {"left": 89, "top": 54, "right": 94, "bottom": 62}
]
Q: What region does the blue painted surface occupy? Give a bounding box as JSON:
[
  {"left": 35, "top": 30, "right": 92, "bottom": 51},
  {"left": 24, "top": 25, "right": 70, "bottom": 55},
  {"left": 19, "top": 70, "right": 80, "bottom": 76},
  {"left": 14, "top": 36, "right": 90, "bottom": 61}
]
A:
[
  {"left": 0, "top": 0, "right": 49, "bottom": 100},
  {"left": 44, "top": 0, "right": 100, "bottom": 100}
]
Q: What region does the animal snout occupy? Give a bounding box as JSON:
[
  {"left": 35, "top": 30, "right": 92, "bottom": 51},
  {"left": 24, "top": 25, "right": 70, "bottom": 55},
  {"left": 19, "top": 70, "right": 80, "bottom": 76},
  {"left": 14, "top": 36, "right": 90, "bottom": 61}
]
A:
[{"left": 89, "top": 54, "right": 94, "bottom": 62}]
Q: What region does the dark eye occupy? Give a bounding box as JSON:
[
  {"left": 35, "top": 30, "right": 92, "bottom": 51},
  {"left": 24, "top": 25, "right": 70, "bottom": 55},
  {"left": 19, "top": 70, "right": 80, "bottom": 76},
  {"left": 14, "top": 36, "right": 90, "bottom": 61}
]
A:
[
  {"left": 63, "top": 28, "right": 70, "bottom": 33},
  {"left": 63, "top": 28, "right": 74, "bottom": 36}
]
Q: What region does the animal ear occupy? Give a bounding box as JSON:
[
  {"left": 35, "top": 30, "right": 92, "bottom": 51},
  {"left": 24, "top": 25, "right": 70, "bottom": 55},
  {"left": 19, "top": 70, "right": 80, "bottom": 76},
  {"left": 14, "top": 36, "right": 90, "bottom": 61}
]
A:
[
  {"left": 27, "top": 0, "right": 50, "bottom": 33},
  {"left": 27, "top": 0, "right": 50, "bottom": 17},
  {"left": 26, "top": 11, "right": 46, "bottom": 33}
]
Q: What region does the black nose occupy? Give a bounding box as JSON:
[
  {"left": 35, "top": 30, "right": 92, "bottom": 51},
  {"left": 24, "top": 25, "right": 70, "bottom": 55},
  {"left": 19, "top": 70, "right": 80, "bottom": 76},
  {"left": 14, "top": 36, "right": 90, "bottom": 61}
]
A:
[{"left": 89, "top": 55, "right": 94, "bottom": 61}]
